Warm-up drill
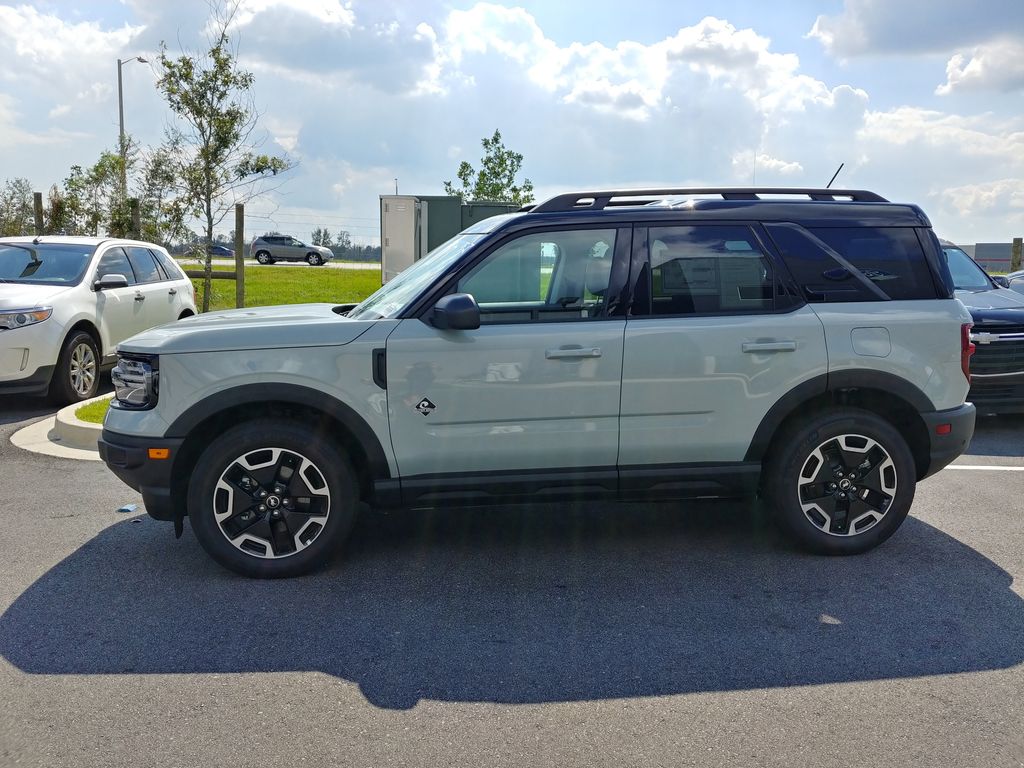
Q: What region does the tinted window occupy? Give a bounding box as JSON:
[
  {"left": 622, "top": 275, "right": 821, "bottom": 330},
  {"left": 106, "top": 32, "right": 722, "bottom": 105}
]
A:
[
  {"left": 458, "top": 229, "right": 617, "bottom": 323},
  {"left": 126, "top": 246, "right": 162, "bottom": 283},
  {"left": 150, "top": 248, "right": 184, "bottom": 281},
  {"left": 636, "top": 225, "right": 774, "bottom": 316},
  {"left": 765, "top": 224, "right": 878, "bottom": 303},
  {"left": 809, "top": 227, "right": 937, "bottom": 301},
  {"left": 943, "top": 245, "right": 991, "bottom": 291},
  {"left": 0, "top": 243, "right": 95, "bottom": 285},
  {"left": 95, "top": 247, "right": 136, "bottom": 285}
]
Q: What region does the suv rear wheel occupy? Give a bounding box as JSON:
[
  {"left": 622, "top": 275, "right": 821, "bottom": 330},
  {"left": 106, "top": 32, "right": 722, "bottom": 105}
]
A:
[
  {"left": 187, "top": 419, "right": 358, "bottom": 578},
  {"left": 254, "top": 250, "right": 274, "bottom": 265},
  {"left": 764, "top": 407, "right": 916, "bottom": 555}
]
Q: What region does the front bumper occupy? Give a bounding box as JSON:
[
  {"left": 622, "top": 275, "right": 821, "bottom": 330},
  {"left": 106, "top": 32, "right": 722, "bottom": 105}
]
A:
[
  {"left": 920, "top": 403, "right": 976, "bottom": 480},
  {"left": 0, "top": 364, "right": 54, "bottom": 396},
  {"left": 98, "top": 429, "right": 184, "bottom": 521}
]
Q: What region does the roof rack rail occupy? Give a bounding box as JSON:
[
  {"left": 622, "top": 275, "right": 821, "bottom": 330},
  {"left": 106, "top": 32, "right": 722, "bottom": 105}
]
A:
[{"left": 529, "top": 187, "right": 888, "bottom": 213}]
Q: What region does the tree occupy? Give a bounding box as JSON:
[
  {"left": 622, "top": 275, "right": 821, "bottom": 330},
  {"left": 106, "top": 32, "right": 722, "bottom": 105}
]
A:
[
  {"left": 0, "top": 177, "right": 34, "bottom": 236},
  {"left": 155, "top": 0, "right": 292, "bottom": 310},
  {"left": 62, "top": 151, "right": 128, "bottom": 236},
  {"left": 443, "top": 129, "right": 534, "bottom": 206},
  {"left": 310, "top": 226, "right": 333, "bottom": 247},
  {"left": 135, "top": 142, "right": 187, "bottom": 246}
]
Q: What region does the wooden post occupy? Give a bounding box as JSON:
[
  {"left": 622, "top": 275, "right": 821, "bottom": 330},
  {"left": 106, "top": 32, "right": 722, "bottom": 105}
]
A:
[
  {"left": 130, "top": 198, "right": 141, "bottom": 239},
  {"left": 1012, "top": 237, "right": 1023, "bottom": 273},
  {"left": 33, "top": 192, "right": 44, "bottom": 235},
  {"left": 234, "top": 203, "right": 245, "bottom": 308}
]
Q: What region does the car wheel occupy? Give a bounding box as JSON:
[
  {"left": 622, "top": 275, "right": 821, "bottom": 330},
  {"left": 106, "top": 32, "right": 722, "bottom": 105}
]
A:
[
  {"left": 306, "top": 253, "right": 323, "bottom": 266},
  {"left": 186, "top": 419, "right": 358, "bottom": 578},
  {"left": 763, "top": 407, "right": 916, "bottom": 555},
  {"left": 255, "top": 251, "right": 273, "bottom": 265},
  {"left": 49, "top": 330, "right": 100, "bottom": 405}
]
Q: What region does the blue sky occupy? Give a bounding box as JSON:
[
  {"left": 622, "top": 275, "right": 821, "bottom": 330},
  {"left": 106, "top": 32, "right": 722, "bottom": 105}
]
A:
[{"left": 1, "top": 0, "right": 1022, "bottom": 244}]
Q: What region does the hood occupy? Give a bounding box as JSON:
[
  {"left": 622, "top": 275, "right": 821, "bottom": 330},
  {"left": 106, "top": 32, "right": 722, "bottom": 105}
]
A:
[
  {"left": 119, "top": 303, "right": 375, "bottom": 355},
  {"left": 0, "top": 282, "right": 73, "bottom": 310},
  {"left": 316, "top": 246, "right": 333, "bottom": 257},
  {"left": 956, "top": 286, "right": 1024, "bottom": 326}
]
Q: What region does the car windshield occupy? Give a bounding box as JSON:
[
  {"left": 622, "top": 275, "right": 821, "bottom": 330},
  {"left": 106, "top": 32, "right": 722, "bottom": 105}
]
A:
[
  {"left": 348, "top": 234, "right": 484, "bottom": 320},
  {"left": 943, "top": 245, "right": 992, "bottom": 291},
  {"left": 0, "top": 242, "right": 96, "bottom": 285}
]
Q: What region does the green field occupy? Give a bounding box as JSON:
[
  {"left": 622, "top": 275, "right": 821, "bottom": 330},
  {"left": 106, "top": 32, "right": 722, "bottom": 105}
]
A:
[{"left": 191, "top": 266, "right": 382, "bottom": 311}]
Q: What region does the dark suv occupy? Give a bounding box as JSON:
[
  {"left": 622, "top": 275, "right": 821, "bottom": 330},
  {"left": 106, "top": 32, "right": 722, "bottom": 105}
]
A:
[{"left": 101, "top": 187, "right": 976, "bottom": 578}]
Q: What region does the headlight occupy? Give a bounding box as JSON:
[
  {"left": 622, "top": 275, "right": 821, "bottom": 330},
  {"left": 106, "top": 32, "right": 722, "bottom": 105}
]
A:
[
  {"left": 111, "top": 354, "right": 159, "bottom": 409},
  {"left": 0, "top": 307, "right": 52, "bottom": 331}
]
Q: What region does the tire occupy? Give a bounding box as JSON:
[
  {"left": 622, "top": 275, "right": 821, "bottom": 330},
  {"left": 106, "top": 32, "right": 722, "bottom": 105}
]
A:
[
  {"left": 306, "top": 253, "right": 323, "bottom": 266},
  {"left": 187, "top": 419, "right": 359, "bottom": 578},
  {"left": 763, "top": 407, "right": 916, "bottom": 555},
  {"left": 255, "top": 251, "right": 274, "bottom": 265},
  {"left": 49, "top": 330, "right": 100, "bottom": 405}
]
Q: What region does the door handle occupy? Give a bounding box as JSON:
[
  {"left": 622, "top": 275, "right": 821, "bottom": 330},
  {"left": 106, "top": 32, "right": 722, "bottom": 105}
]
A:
[
  {"left": 168, "top": 288, "right": 177, "bottom": 295},
  {"left": 545, "top": 346, "right": 602, "bottom": 359},
  {"left": 742, "top": 340, "right": 796, "bottom": 353},
  {"left": 134, "top": 293, "right": 146, "bottom": 302}
]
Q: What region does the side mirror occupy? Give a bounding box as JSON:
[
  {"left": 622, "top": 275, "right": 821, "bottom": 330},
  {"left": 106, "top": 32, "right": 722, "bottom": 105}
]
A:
[
  {"left": 93, "top": 273, "right": 129, "bottom": 291},
  {"left": 433, "top": 293, "right": 480, "bottom": 331},
  {"left": 992, "top": 275, "right": 1010, "bottom": 289}
]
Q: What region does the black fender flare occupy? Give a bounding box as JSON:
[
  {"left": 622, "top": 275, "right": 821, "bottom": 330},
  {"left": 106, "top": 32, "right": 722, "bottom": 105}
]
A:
[
  {"left": 165, "top": 383, "right": 391, "bottom": 479},
  {"left": 744, "top": 370, "right": 935, "bottom": 462}
]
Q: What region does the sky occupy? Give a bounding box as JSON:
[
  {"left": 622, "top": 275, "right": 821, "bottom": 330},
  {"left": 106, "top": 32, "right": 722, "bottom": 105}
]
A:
[{"left": 0, "top": 0, "right": 1022, "bottom": 245}]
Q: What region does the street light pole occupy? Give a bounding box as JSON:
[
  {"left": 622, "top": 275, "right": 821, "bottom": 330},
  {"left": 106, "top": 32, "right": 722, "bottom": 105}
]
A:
[{"left": 117, "top": 56, "right": 147, "bottom": 201}]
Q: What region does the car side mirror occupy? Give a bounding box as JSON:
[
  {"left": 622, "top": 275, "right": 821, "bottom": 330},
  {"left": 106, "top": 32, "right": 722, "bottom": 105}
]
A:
[
  {"left": 93, "top": 273, "right": 129, "bottom": 291},
  {"left": 992, "top": 275, "right": 1010, "bottom": 289},
  {"left": 433, "top": 293, "right": 480, "bottom": 331}
]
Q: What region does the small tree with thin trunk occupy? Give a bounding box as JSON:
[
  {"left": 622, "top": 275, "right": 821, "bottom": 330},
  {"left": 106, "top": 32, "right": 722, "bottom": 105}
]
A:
[
  {"left": 155, "top": 0, "right": 292, "bottom": 310},
  {"left": 444, "top": 129, "right": 534, "bottom": 206}
]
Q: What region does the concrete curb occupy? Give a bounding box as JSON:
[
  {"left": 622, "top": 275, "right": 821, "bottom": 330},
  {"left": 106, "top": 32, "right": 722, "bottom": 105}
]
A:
[
  {"left": 54, "top": 393, "right": 111, "bottom": 451},
  {"left": 9, "top": 393, "right": 111, "bottom": 462}
]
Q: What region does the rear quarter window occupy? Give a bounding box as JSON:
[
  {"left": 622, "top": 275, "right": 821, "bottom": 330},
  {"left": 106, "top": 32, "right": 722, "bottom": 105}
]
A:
[{"left": 766, "top": 224, "right": 941, "bottom": 302}]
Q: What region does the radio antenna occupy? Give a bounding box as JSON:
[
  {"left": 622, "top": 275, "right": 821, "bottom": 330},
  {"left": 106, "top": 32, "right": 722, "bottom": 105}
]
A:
[{"left": 826, "top": 163, "right": 845, "bottom": 189}]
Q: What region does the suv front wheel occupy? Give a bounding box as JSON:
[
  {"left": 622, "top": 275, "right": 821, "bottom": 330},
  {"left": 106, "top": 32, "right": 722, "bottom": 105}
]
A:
[
  {"left": 764, "top": 408, "right": 916, "bottom": 555},
  {"left": 187, "top": 419, "right": 358, "bottom": 578}
]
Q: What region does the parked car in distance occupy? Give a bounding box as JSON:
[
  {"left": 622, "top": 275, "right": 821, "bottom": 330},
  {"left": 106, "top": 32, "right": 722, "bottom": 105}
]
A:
[
  {"left": 0, "top": 236, "right": 197, "bottom": 404},
  {"left": 999, "top": 267, "right": 1024, "bottom": 294},
  {"left": 941, "top": 240, "right": 1024, "bottom": 414},
  {"left": 207, "top": 244, "right": 234, "bottom": 258},
  {"left": 250, "top": 235, "right": 333, "bottom": 266},
  {"left": 101, "top": 188, "right": 976, "bottom": 578}
]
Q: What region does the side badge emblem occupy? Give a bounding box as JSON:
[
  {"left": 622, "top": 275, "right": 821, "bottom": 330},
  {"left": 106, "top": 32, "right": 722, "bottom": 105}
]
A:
[{"left": 415, "top": 397, "right": 436, "bottom": 416}]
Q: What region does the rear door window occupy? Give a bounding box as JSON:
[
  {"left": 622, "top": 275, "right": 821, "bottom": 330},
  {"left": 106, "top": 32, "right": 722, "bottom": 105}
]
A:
[{"left": 125, "top": 246, "right": 163, "bottom": 284}]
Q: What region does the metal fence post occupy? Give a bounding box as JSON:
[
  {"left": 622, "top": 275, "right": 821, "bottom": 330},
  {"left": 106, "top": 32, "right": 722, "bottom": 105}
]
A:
[
  {"left": 234, "top": 203, "right": 245, "bottom": 308},
  {"left": 1012, "top": 237, "right": 1023, "bottom": 273}
]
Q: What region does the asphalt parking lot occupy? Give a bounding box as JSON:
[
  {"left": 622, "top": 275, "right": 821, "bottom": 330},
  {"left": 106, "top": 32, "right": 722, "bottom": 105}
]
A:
[{"left": 0, "top": 398, "right": 1022, "bottom": 767}]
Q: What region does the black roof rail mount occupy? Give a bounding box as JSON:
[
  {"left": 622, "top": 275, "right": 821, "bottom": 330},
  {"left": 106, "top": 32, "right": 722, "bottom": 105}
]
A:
[{"left": 529, "top": 187, "right": 889, "bottom": 214}]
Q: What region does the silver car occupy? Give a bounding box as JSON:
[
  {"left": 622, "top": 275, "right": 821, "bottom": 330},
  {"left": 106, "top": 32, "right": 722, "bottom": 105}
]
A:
[{"left": 250, "top": 235, "right": 333, "bottom": 266}]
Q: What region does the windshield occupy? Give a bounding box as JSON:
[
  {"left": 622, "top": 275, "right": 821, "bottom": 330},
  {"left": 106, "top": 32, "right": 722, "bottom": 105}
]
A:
[
  {"left": 349, "top": 234, "right": 484, "bottom": 320},
  {"left": 943, "top": 245, "right": 992, "bottom": 291},
  {"left": 0, "top": 243, "right": 96, "bottom": 285}
]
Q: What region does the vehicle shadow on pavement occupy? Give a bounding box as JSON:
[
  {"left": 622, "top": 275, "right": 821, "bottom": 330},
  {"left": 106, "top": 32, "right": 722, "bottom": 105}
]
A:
[
  {"left": 2, "top": 501, "right": 1022, "bottom": 710},
  {"left": 967, "top": 414, "right": 1024, "bottom": 458}
]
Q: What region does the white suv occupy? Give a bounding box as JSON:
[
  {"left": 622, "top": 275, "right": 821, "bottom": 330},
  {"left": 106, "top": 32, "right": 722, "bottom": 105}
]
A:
[{"left": 0, "top": 236, "right": 197, "bottom": 404}]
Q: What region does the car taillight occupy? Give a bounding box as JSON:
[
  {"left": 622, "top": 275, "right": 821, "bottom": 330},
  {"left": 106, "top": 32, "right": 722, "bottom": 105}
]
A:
[{"left": 961, "top": 323, "right": 975, "bottom": 382}]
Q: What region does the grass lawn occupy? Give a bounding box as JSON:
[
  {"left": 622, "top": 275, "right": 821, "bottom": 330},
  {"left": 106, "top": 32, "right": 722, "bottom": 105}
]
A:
[
  {"left": 192, "top": 265, "right": 382, "bottom": 311},
  {"left": 75, "top": 397, "right": 111, "bottom": 424}
]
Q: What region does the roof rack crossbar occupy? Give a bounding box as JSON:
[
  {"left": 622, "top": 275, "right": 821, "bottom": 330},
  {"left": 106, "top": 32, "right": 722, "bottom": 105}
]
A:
[{"left": 530, "top": 187, "right": 888, "bottom": 213}]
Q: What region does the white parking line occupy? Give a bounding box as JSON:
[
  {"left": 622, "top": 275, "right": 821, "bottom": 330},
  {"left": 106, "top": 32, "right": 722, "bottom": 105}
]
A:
[{"left": 948, "top": 465, "right": 1024, "bottom": 471}]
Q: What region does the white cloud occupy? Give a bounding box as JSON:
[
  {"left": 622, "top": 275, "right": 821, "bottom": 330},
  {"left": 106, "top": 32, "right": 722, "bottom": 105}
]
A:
[
  {"left": 938, "top": 179, "right": 1024, "bottom": 216},
  {"left": 937, "top": 38, "right": 1024, "bottom": 94}
]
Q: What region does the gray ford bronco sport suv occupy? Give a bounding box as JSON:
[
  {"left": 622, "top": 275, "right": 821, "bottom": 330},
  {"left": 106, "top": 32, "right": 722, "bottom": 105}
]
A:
[{"left": 100, "top": 188, "right": 976, "bottom": 578}]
